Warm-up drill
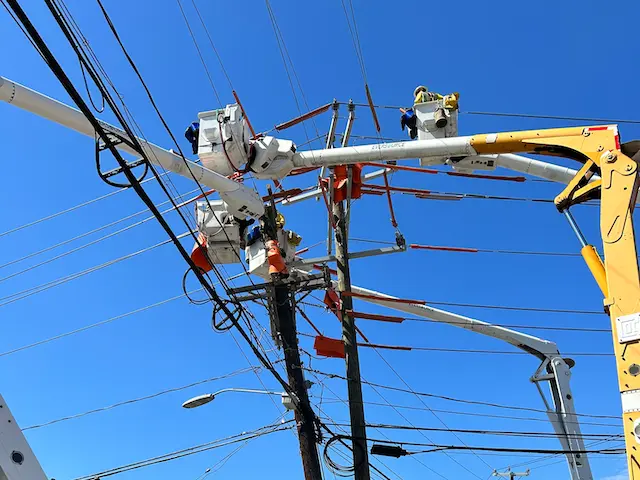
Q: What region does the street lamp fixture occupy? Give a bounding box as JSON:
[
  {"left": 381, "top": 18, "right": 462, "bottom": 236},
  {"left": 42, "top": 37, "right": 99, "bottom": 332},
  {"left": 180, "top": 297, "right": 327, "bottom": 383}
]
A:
[{"left": 182, "top": 388, "right": 294, "bottom": 410}]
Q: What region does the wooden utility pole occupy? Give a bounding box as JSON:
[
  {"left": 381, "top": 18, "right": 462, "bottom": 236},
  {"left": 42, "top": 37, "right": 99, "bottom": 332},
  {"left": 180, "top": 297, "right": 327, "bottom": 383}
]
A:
[
  {"left": 333, "top": 197, "right": 371, "bottom": 480},
  {"left": 273, "top": 282, "right": 323, "bottom": 480},
  {"left": 263, "top": 189, "right": 322, "bottom": 480}
]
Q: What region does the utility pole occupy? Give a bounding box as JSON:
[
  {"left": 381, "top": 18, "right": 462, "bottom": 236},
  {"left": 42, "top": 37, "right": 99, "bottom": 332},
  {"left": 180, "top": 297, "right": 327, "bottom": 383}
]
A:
[
  {"left": 264, "top": 189, "right": 323, "bottom": 480},
  {"left": 274, "top": 282, "right": 323, "bottom": 480},
  {"left": 492, "top": 468, "right": 530, "bottom": 479},
  {"left": 333, "top": 192, "right": 371, "bottom": 478}
]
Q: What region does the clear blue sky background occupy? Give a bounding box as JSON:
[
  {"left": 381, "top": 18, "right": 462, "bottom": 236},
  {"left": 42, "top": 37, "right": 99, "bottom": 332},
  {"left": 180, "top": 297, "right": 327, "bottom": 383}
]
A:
[{"left": 1, "top": 1, "right": 639, "bottom": 479}]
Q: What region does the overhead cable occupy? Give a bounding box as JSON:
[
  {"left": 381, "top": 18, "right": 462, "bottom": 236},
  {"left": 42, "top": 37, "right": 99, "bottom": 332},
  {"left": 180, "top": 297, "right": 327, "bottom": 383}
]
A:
[
  {"left": 324, "top": 421, "right": 622, "bottom": 440},
  {"left": 306, "top": 368, "right": 620, "bottom": 421},
  {"left": 73, "top": 421, "right": 294, "bottom": 479},
  {"left": 0, "top": 290, "right": 198, "bottom": 358},
  {"left": 301, "top": 297, "right": 605, "bottom": 319},
  {"left": 308, "top": 369, "right": 434, "bottom": 479},
  {"left": 173, "top": 0, "right": 223, "bottom": 105},
  {"left": 0, "top": 188, "right": 199, "bottom": 283},
  {"left": 0, "top": 232, "right": 189, "bottom": 308},
  {"left": 319, "top": 398, "right": 621, "bottom": 428},
  {"left": 363, "top": 339, "right": 494, "bottom": 474},
  {"left": 339, "top": 102, "right": 640, "bottom": 125},
  {"left": 23, "top": 366, "right": 261, "bottom": 430}
]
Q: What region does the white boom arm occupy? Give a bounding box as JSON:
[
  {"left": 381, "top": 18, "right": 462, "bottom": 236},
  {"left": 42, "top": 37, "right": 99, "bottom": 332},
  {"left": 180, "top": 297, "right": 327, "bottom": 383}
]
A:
[
  {"left": 0, "top": 394, "right": 48, "bottom": 480},
  {"left": 349, "top": 284, "right": 593, "bottom": 480},
  {"left": 294, "top": 142, "right": 585, "bottom": 184},
  {"left": 0, "top": 76, "right": 264, "bottom": 219}
]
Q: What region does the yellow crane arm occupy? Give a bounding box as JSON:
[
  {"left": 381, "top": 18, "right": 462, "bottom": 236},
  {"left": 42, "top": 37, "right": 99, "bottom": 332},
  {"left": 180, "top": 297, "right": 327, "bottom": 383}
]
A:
[{"left": 472, "top": 125, "right": 640, "bottom": 477}]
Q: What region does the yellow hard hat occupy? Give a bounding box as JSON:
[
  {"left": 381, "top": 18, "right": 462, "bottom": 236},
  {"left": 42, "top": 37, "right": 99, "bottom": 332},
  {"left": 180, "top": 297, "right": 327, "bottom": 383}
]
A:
[
  {"left": 414, "top": 85, "right": 428, "bottom": 97},
  {"left": 275, "top": 213, "right": 286, "bottom": 228}
]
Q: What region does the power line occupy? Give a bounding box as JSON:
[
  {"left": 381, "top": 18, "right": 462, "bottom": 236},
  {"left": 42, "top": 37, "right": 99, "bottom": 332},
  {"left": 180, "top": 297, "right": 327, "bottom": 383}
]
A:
[
  {"left": 501, "top": 437, "right": 620, "bottom": 471},
  {"left": 323, "top": 421, "right": 622, "bottom": 440},
  {"left": 0, "top": 193, "right": 173, "bottom": 271},
  {"left": 188, "top": 0, "right": 234, "bottom": 91},
  {"left": 197, "top": 411, "right": 293, "bottom": 479},
  {"left": 339, "top": 102, "right": 640, "bottom": 125},
  {"left": 319, "top": 398, "right": 621, "bottom": 428},
  {"left": 462, "top": 110, "right": 640, "bottom": 125},
  {"left": 301, "top": 297, "right": 606, "bottom": 321},
  {"left": 339, "top": 0, "right": 367, "bottom": 83},
  {"left": 173, "top": 0, "right": 223, "bottom": 105},
  {"left": 0, "top": 232, "right": 189, "bottom": 308},
  {"left": 0, "top": 170, "right": 168, "bottom": 240},
  {"left": 308, "top": 369, "right": 449, "bottom": 479},
  {"left": 306, "top": 368, "right": 620, "bottom": 421},
  {"left": 0, "top": 188, "right": 199, "bottom": 284},
  {"left": 265, "top": 0, "right": 321, "bottom": 143},
  {"left": 363, "top": 436, "right": 626, "bottom": 456},
  {"left": 73, "top": 421, "right": 295, "bottom": 479},
  {"left": 0, "top": 290, "right": 199, "bottom": 358},
  {"left": 22, "top": 366, "right": 260, "bottom": 430},
  {"left": 309, "top": 383, "right": 408, "bottom": 480},
  {"left": 365, "top": 340, "right": 494, "bottom": 475}
]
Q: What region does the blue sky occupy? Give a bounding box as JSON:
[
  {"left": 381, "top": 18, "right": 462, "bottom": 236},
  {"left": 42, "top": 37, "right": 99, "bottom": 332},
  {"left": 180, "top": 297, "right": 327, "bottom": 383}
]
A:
[{"left": 1, "top": 0, "right": 639, "bottom": 479}]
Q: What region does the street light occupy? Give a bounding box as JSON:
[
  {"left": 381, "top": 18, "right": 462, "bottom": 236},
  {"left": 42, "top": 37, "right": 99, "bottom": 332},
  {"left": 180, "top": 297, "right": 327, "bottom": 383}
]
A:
[{"left": 182, "top": 388, "right": 294, "bottom": 410}]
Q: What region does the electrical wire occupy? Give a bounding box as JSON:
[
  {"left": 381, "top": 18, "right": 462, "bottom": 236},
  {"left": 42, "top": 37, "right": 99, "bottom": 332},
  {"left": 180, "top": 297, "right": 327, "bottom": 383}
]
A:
[
  {"left": 197, "top": 410, "right": 293, "bottom": 479},
  {"left": 0, "top": 189, "right": 188, "bottom": 271},
  {"left": 306, "top": 368, "right": 620, "bottom": 421},
  {"left": 0, "top": 177, "right": 164, "bottom": 240},
  {"left": 173, "top": 0, "right": 223, "bottom": 105},
  {"left": 306, "top": 369, "right": 421, "bottom": 480},
  {"left": 369, "top": 440, "right": 625, "bottom": 457},
  {"left": 501, "top": 437, "right": 620, "bottom": 470},
  {"left": 73, "top": 421, "right": 295, "bottom": 479},
  {"left": 463, "top": 110, "right": 640, "bottom": 125},
  {"left": 314, "top": 402, "right": 401, "bottom": 480},
  {"left": 319, "top": 398, "right": 621, "bottom": 428},
  {"left": 0, "top": 289, "right": 200, "bottom": 359},
  {"left": 188, "top": 0, "right": 233, "bottom": 91},
  {"left": 340, "top": 0, "right": 367, "bottom": 83},
  {"left": 411, "top": 244, "right": 583, "bottom": 257},
  {"left": 0, "top": 188, "right": 199, "bottom": 284},
  {"left": 22, "top": 366, "right": 261, "bottom": 430},
  {"left": 265, "top": 0, "right": 321, "bottom": 144},
  {"left": 323, "top": 421, "right": 622, "bottom": 440},
  {"left": 365, "top": 340, "right": 494, "bottom": 475},
  {"left": 301, "top": 297, "right": 606, "bottom": 321},
  {"left": 339, "top": 101, "right": 640, "bottom": 125},
  {"left": 0, "top": 232, "right": 189, "bottom": 308}
]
